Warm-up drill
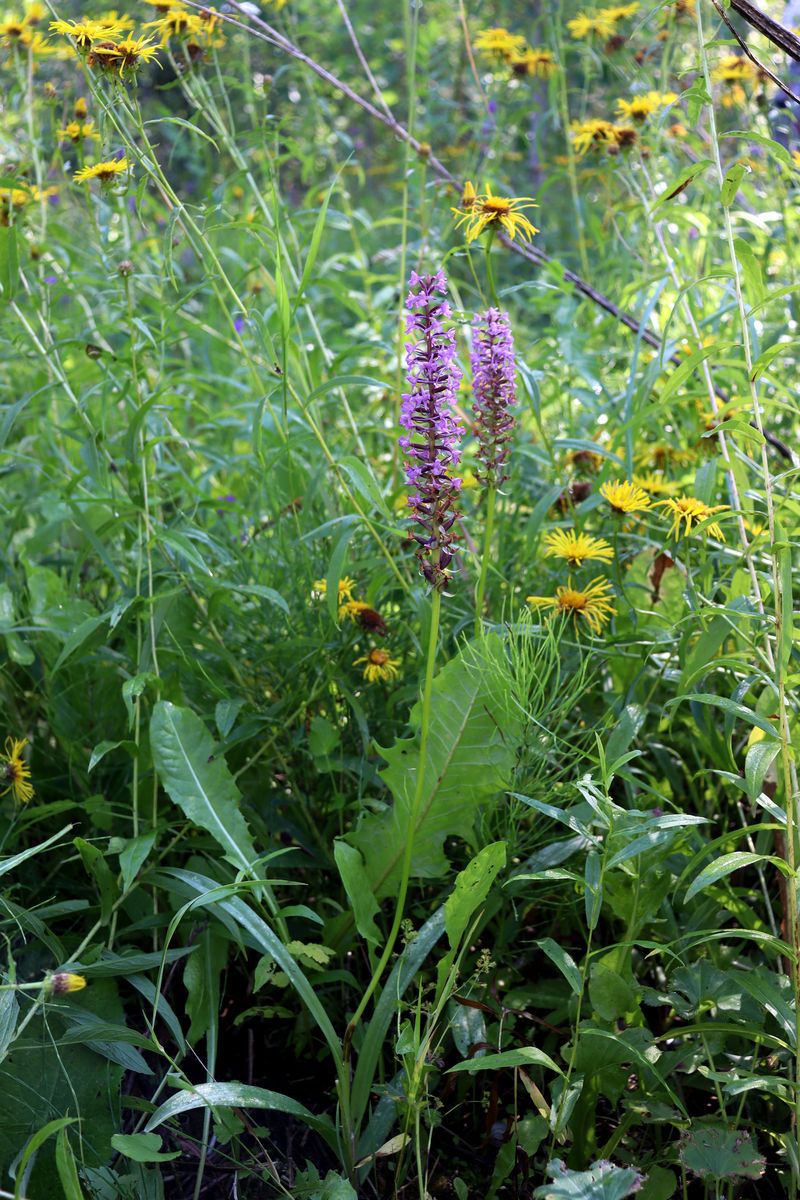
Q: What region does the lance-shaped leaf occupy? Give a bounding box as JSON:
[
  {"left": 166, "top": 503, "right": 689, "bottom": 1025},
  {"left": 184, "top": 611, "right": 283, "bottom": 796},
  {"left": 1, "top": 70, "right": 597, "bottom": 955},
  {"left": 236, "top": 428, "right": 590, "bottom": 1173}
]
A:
[
  {"left": 348, "top": 635, "right": 522, "bottom": 898},
  {"left": 151, "top": 702, "right": 256, "bottom": 873}
]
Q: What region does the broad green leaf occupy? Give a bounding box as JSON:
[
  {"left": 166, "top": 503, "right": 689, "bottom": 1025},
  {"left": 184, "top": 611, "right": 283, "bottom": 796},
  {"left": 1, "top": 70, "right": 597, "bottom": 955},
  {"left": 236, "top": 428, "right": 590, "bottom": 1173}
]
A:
[
  {"left": 150, "top": 701, "right": 257, "bottom": 873},
  {"left": 183, "top": 927, "right": 228, "bottom": 1045},
  {"left": 745, "top": 739, "right": 781, "bottom": 801},
  {"left": 340, "top": 455, "right": 393, "bottom": 520},
  {"left": 326, "top": 524, "right": 358, "bottom": 625},
  {"left": 684, "top": 851, "right": 789, "bottom": 903},
  {"left": 333, "top": 839, "right": 381, "bottom": 946},
  {"left": 679, "top": 1127, "right": 765, "bottom": 1181},
  {"left": 348, "top": 636, "right": 523, "bottom": 897},
  {"left": 534, "top": 1158, "right": 645, "bottom": 1199},
  {"left": 145, "top": 1082, "right": 337, "bottom": 1149},
  {"left": 720, "top": 129, "right": 792, "bottom": 167},
  {"left": 0, "top": 225, "right": 19, "bottom": 300},
  {"left": 295, "top": 175, "right": 337, "bottom": 309},
  {"left": 437, "top": 841, "right": 506, "bottom": 994},
  {"left": 588, "top": 965, "right": 637, "bottom": 1022},
  {"left": 749, "top": 340, "right": 797, "bottom": 383},
  {"left": 650, "top": 159, "right": 713, "bottom": 211},
  {"left": 448, "top": 1046, "right": 563, "bottom": 1075},
  {"left": 111, "top": 1133, "right": 181, "bottom": 1163},
  {"left": 0, "top": 991, "right": 18, "bottom": 1064}
]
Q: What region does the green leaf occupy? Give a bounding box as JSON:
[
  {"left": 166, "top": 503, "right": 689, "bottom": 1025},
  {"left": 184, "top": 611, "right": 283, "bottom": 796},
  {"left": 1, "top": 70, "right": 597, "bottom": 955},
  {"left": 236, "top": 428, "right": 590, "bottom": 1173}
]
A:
[
  {"left": 536, "top": 938, "right": 582, "bottom": 995},
  {"left": 745, "top": 739, "right": 781, "bottom": 801},
  {"left": 294, "top": 174, "right": 337, "bottom": 310},
  {"left": 74, "top": 837, "right": 119, "bottom": 924},
  {"left": 0, "top": 225, "right": 19, "bottom": 300},
  {"left": 437, "top": 841, "right": 506, "bottom": 994},
  {"left": 15, "top": 1118, "right": 77, "bottom": 1200},
  {"left": 447, "top": 1046, "right": 563, "bottom": 1075},
  {"left": 749, "top": 340, "right": 797, "bottom": 383},
  {"left": 534, "top": 1159, "right": 645, "bottom": 1199},
  {"left": 649, "top": 159, "right": 713, "bottom": 212},
  {"left": 326, "top": 524, "right": 357, "bottom": 625},
  {"left": 150, "top": 701, "right": 257, "bottom": 873},
  {"left": 333, "top": 840, "right": 381, "bottom": 947},
  {"left": 145, "top": 1082, "right": 337, "bottom": 1149},
  {"left": 117, "top": 830, "right": 157, "bottom": 893},
  {"left": 721, "top": 161, "right": 749, "bottom": 206},
  {"left": 589, "top": 965, "right": 637, "bottom": 1021},
  {"left": 0, "top": 824, "right": 73, "bottom": 882},
  {"left": 667, "top": 694, "right": 778, "bottom": 739},
  {"left": 679, "top": 1127, "right": 764, "bottom": 1180},
  {"left": 111, "top": 1133, "right": 181, "bottom": 1163},
  {"left": 684, "top": 851, "right": 789, "bottom": 903},
  {"left": 183, "top": 927, "right": 227, "bottom": 1045},
  {"left": 55, "top": 1127, "right": 85, "bottom": 1200},
  {"left": 348, "top": 636, "right": 523, "bottom": 897},
  {"left": 733, "top": 236, "right": 764, "bottom": 306},
  {"left": 720, "top": 129, "right": 792, "bottom": 167}
]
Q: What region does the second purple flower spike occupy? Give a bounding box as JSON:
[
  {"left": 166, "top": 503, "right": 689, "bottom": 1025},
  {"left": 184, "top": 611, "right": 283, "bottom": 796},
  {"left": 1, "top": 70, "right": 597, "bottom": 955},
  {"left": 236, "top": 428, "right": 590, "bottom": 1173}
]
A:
[
  {"left": 471, "top": 308, "right": 517, "bottom": 490},
  {"left": 399, "top": 270, "right": 464, "bottom": 591}
]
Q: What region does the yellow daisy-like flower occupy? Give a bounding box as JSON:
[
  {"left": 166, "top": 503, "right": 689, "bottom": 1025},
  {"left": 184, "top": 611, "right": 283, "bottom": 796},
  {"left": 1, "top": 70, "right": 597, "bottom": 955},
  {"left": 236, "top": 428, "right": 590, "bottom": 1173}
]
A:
[
  {"left": 601, "top": 2, "right": 639, "bottom": 17},
  {"left": 144, "top": 7, "right": 203, "bottom": 42},
  {"left": 635, "top": 443, "right": 695, "bottom": 471},
  {"left": 49, "top": 16, "right": 125, "bottom": 47},
  {"left": 58, "top": 121, "right": 100, "bottom": 143},
  {"left": 570, "top": 118, "right": 617, "bottom": 155},
  {"left": 508, "top": 48, "right": 558, "bottom": 78},
  {"left": 544, "top": 529, "right": 614, "bottom": 567},
  {"left": 0, "top": 13, "right": 25, "bottom": 39},
  {"left": 657, "top": 495, "right": 729, "bottom": 540},
  {"left": 712, "top": 54, "right": 756, "bottom": 83},
  {"left": 74, "top": 96, "right": 89, "bottom": 118},
  {"left": 600, "top": 479, "right": 651, "bottom": 515},
  {"left": 23, "top": 1, "right": 46, "bottom": 23},
  {"left": 452, "top": 186, "right": 538, "bottom": 243},
  {"left": 312, "top": 576, "right": 355, "bottom": 604},
  {"left": 89, "top": 33, "right": 160, "bottom": 73},
  {"left": 632, "top": 472, "right": 676, "bottom": 497},
  {"left": 49, "top": 972, "right": 87, "bottom": 994},
  {"left": 1, "top": 737, "right": 34, "bottom": 805},
  {"left": 73, "top": 157, "right": 130, "bottom": 184},
  {"left": 527, "top": 577, "right": 616, "bottom": 635},
  {"left": 615, "top": 94, "right": 659, "bottom": 122},
  {"left": 354, "top": 647, "right": 401, "bottom": 683},
  {"left": 473, "top": 26, "right": 526, "bottom": 60},
  {"left": 567, "top": 11, "right": 618, "bottom": 40}
]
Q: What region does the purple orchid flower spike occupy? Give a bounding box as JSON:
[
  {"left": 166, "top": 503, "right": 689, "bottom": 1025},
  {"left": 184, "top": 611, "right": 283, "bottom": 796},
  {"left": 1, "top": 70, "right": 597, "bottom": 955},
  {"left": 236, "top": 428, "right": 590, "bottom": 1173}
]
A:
[
  {"left": 399, "top": 270, "right": 464, "bottom": 591},
  {"left": 470, "top": 308, "right": 517, "bottom": 490}
]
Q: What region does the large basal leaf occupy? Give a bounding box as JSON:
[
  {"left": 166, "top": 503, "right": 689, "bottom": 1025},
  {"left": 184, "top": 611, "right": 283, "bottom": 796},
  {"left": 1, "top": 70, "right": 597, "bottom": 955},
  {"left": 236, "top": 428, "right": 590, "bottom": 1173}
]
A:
[
  {"left": 150, "top": 701, "right": 257, "bottom": 873},
  {"left": 348, "top": 635, "right": 522, "bottom": 897},
  {"left": 534, "top": 1159, "right": 645, "bottom": 1199}
]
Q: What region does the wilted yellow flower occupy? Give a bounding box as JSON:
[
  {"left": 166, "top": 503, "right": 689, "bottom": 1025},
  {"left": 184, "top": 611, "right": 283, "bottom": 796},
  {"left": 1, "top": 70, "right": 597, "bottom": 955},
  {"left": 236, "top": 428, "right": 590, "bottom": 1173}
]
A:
[
  {"left": 527, "top": 577, "right": 616, "bottom": 634},
  {"left": 508, "top": 48, "right": 558, "bottom": 78},
  {"left": 473, "top": 26, "right": 526, "bottom": 60},
  {"left": 657, "top": 495, "right": 729, "bottom": 540},
  {"left": 89, "top": 33, "right": 160, "bottom": 73},
  {"left": 354, "top": 647, "right": 401, "bottom": 683},
  {"left": 570, "top": 119, "right": 617, "bottom": 155},
  {"left": 73, "top": 157, "right": 130, "bottom": 183},
  {"left": 567, "top": 11, "right": 618, "bottom": 39},
  {"left": 600, "top": 479, "right": 651, "bottom": 515},
  {"left": 460, "top": 179, "right": 477, "bottom": 208},
  {"left": 452, "top": 186, "right": 538, "bottom": 242},
  {"left": 0, "top": 737, "right": 34, "bottom": 805},
  {"left": 544, "top": 529, "right": 614, "bottom": 567}
]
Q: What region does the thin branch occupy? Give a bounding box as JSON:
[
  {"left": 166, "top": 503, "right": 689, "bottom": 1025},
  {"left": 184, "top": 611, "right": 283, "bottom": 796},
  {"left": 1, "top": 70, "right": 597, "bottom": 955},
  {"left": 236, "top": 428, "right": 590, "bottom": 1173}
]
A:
[
  {"left": 729, "top": 0, "right": 800, "bottom": 63},
  {"left": 711, "top": 0, "right": 800, "bottom": 105}
]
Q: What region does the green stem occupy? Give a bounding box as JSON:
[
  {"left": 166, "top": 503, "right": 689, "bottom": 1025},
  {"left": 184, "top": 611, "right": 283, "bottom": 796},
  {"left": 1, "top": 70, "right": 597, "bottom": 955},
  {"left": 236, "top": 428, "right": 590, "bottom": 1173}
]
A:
[
  {"left": 485, "top": 231, "right": 500, "bottom": 307},
  {"left": 344, "top": 588, "right": 442, "bottom": 1045},
  {"left": 475, "top": 485, "right": 497, "bottom": 635}
]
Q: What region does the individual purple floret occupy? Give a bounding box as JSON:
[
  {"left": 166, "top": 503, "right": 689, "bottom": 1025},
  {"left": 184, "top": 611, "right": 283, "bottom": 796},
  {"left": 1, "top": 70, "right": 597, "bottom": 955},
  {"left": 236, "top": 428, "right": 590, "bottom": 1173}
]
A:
[
  {"left": 470, "top": 308, "right": 517, "bottom": 489},
  {"left": 399, "top": 270, "right": 464, "bottom": 591}
]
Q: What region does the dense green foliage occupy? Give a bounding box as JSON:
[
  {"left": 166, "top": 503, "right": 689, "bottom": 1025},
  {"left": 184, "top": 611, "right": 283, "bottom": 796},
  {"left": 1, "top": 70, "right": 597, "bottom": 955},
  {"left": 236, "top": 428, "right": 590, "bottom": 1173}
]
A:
[{"left": 1, "top": 0, "right": 800, "bottom": 1196}]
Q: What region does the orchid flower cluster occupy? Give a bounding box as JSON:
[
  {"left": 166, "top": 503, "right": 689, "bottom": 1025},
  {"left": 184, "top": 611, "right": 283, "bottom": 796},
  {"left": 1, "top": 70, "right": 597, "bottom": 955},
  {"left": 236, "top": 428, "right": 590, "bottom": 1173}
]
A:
[{"left": 399, "top": 270, "right": 517, "bottom": 590}]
